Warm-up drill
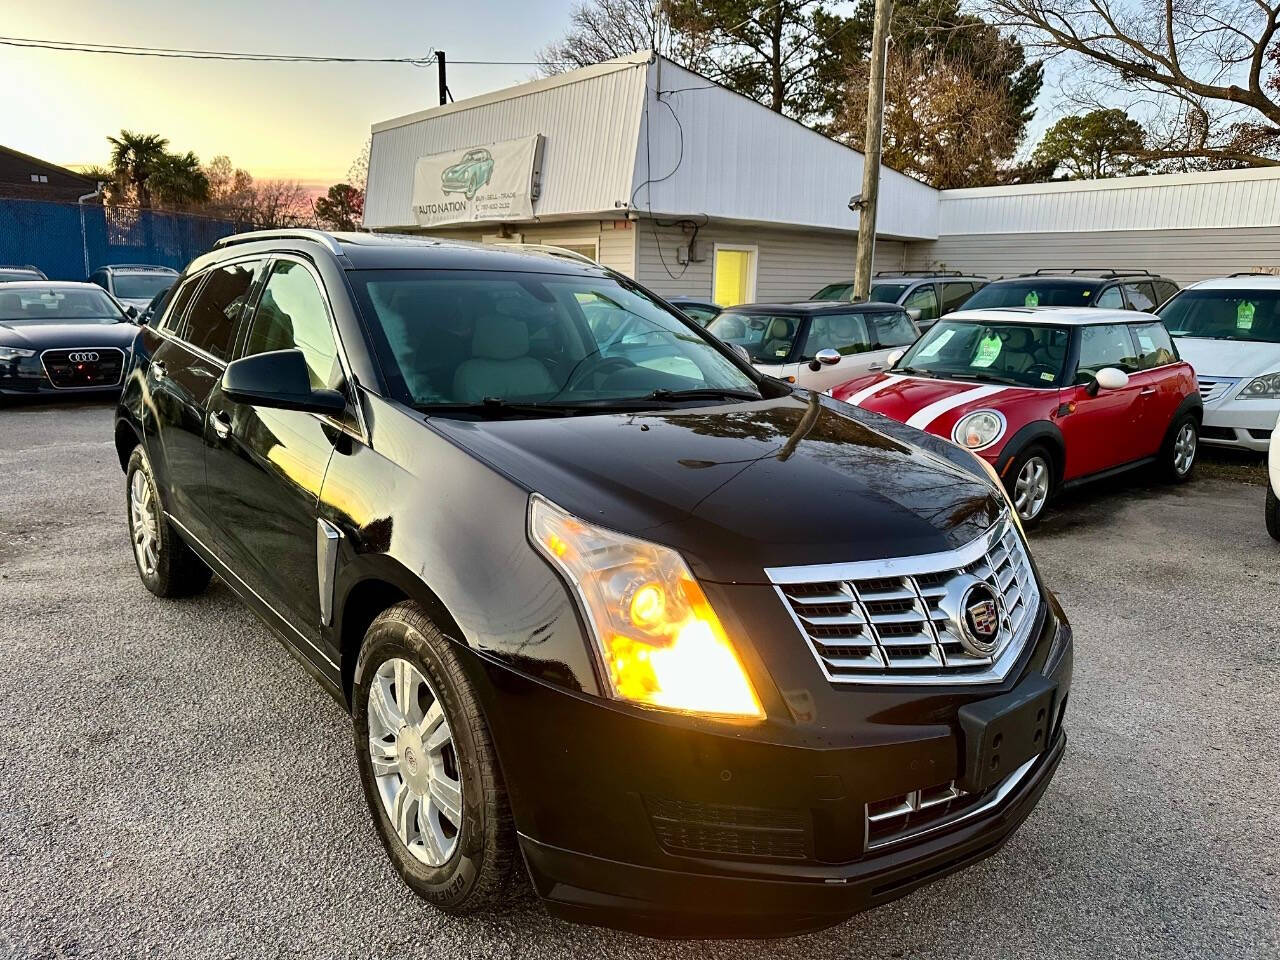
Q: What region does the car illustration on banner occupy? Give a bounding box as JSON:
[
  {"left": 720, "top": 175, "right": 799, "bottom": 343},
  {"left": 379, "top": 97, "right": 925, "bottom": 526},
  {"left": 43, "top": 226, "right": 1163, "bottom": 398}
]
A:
[{"left": 440, "top": 148, "right": 494, "bottom": 200}]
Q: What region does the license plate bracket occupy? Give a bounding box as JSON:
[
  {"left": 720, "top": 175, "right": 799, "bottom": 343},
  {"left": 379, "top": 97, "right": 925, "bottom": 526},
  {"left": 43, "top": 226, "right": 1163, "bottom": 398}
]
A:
[{"left": 957, "top": 674, "right": 1056, "bottom": 794}]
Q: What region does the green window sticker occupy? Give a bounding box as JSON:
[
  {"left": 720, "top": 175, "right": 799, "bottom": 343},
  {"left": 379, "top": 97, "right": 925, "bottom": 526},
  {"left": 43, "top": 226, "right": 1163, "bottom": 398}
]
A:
[
  {"left": 973, "top": 333, "right": 1002, "bottom": 368},
  {"left": 1238, "top": 301, "right": 1256, "bottom": 330},
  {"left": 1024, "top": 290, "right": 1039, "bottom": 308},
  {"left": 1040, "top": 371, "right": 1055, "bottom": 381},
  {"left": 1082, "top": 290, "right": 1091, "bottom": 298}
]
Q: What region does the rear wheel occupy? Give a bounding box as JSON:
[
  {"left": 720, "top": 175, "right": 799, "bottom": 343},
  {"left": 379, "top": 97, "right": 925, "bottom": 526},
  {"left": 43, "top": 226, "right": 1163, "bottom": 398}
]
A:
[
  {"left": 1005, "top": 445, "right": 1053, "bottom": 527},
  {"left": 125, "top": 447, "right": 211, "bottom": 598},
  {"left": 352, "top": 602, "right": 521, "bottom": 914},
  {"left": 1266, "top": 486, "right": 1280, "bottom": 542},
  {"left": 1161, "top": 415, "right": 1198, "bottom": 483}
]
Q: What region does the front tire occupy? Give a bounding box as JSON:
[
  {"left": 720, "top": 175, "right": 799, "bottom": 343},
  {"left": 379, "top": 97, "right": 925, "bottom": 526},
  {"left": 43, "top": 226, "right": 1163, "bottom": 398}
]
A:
[
  {"left": 1161, "top": 415, "right": 1198, "bottom": 483},
  {"left": 125, "top": 447, "right": 211, "bottom": 598},
  {"left": 1005, "top": 444, "right": 1054, "bottom": 527},
  {"left": 1266, "top": 486, "right": 1280, "bottom": 542},
  {"left": 352, "top": 602, "right": 520, "bottom": 914}
]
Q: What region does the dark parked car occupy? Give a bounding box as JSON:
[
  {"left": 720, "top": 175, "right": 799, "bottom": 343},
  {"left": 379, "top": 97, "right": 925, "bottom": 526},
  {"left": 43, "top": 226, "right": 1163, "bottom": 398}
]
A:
[
  {"left": 666, "top": 296, "right": 722, "bottom": 326},
  {"left": 962, "top": 269, "right": 1178, "bottom": 312},
  {"left": 0, "top": 281, "right": 139, "bottom": 397},
  {"left": 812, "top": 271, "right": 988, "bottom": 329},
  {"left": 115, "top": 229, "right": 1072, "bottom": 938}
]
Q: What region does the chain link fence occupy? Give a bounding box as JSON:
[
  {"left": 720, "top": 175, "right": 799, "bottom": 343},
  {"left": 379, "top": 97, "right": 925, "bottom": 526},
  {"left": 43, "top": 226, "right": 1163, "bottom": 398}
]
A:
[{"left": 0, "top": 197, "right": 253, "bottom": 280}]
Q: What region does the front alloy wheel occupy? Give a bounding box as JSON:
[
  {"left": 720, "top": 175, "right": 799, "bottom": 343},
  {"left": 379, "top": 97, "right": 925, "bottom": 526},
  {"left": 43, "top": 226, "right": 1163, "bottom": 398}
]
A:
[{"left": 1013, "top": 452, "right": 1051, "bottom": 523}]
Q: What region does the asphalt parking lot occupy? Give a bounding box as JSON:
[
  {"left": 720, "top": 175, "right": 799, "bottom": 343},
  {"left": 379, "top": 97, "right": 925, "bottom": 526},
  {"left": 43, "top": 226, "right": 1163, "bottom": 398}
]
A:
[{"left": 1, "top": 400, "right": 1276, "bottom": 960}]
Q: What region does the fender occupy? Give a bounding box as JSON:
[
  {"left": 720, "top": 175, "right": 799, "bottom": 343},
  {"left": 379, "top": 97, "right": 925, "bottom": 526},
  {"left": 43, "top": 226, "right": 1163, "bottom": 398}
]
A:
[
  {"left": 1169, "top": 391, "right": 1203, "bottom": 426},
  {"left": 995, "top": 420, "right": 1066, "bottom": 483}
]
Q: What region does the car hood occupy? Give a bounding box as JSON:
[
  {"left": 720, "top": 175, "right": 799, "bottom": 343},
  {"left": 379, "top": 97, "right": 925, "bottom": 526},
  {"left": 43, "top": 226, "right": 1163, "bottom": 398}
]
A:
[
  {"left": 840, "top": 373, "right": 1044, "bottom": 435},
  {"left": 119, "top": 297, "right": 153, "bottom": 311},
  {"left": 428, "top": 393, "right": 1003, "bottom": 583},
  {"left": 0, "top": 320, "right": 138, "bottom": 350},
  {"left": 1173, "top": 336, "right": 1280, "bottom": 380}
]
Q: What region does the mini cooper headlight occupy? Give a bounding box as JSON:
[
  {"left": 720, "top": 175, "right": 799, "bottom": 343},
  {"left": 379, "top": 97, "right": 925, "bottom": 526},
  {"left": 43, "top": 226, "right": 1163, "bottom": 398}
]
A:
[
  {"left": 952, "top": 409, "right": 1007, "bottom": 450},
  {"left": 0, "top": 346, "right": 35, "bottom": 360},
  {"left": 529, "top": 494, "right": 764, "bottom": 719},
  {"left": 1239, "top": 372, "right": 1280, "bottom": 399}
]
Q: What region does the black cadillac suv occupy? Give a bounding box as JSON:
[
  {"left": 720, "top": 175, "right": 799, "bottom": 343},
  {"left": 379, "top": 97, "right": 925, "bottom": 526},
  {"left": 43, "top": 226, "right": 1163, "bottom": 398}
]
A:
[{"left": 114, "top": 230, "right": 1072, "bottom": 938}]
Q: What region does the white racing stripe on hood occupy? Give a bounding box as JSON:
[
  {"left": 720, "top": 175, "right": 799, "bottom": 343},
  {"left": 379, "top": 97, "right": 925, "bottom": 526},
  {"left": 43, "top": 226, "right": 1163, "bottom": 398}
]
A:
[
  {"left": 905, "top": 385, "right": 1007, "bottom": 430},
  {"left": 844, "top": 374, "right": 904, "bottom": 406}
]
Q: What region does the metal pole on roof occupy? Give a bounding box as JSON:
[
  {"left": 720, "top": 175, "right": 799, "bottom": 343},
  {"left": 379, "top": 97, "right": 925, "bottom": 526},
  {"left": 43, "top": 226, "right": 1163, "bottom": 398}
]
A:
[
  {"left": 437, "top": 50, "right": 450, "bottom": 105},
  {"left": 852, "top": 0, "right": 892, "bottom": 301}
]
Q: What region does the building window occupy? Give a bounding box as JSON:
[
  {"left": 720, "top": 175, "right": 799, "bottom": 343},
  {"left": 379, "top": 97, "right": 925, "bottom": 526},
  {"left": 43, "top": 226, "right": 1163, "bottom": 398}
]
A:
[{"left": 713, "top": 245, "right": 757, "bottom": 307}]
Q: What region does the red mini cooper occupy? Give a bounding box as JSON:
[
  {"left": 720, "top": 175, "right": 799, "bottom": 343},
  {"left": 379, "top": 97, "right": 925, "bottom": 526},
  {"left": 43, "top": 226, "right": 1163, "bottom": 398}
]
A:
[{"left": 831, "top": 307, "right": 1201, "bottom": 524}]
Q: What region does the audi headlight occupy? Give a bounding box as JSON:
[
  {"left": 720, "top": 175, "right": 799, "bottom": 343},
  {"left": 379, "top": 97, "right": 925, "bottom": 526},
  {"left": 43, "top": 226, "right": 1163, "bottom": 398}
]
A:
[
  {"left": 952, "top": 409, "right": 1007, "bottom": 450},
  {"left": 530, "top": 494, "right": 764, "bottom": 719},
  {"left": 0, "top": 346, "right": 35, "bottom": 360},
  {"left": 1239, "top": 373, "right": 1280, "bottom": 399},
  {"left": 970, "top": 450, "right": 1026, "bottom": 538}
]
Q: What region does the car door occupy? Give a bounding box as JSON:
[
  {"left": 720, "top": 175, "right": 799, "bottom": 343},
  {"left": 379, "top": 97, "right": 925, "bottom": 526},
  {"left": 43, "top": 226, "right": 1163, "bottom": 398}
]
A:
[
  {"left": 794, "top": 312, "right": 876, "bottom": 391},
  {"left": 202, "top": 257, "right": 345, "bottom": 644},
  {"left": 144, "top": 264, "right": 260, "bottom": 540},
  {"left": 940, "top": 281, "right": 975, "bottom": 317},
  {"left": 1127, "top": 320, "right": 1183, "bottom": 456},
  {"left": 1059, "top": 322, "right": 1145, "bottom": 478},
  {"left": 1122, "top": 282, "right": 1159, "bottom": 313}
]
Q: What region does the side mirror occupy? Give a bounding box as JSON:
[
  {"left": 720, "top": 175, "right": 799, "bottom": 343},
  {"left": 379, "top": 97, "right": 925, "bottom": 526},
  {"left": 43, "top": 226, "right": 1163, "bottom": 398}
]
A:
[
  {"left": 729, "top": 343, "right": 752, "bottom": 365},
  {"left": 809, "top": 348, "right": 842, "bottom": 371},
  {"left": 222, "top": 349, "right": 347, "bottom": 415},
  {"left": 1087, "top": 366, "right": 1130, "bottom": 396},
  {"left": 125, "top": 305, "right": 139, "bottom": 320},
  {"left": 906, "top": 307, "right": 922, "bottom": 322},
  {"left": 887, "top": 349, "right": 905, "bottom": 367}
]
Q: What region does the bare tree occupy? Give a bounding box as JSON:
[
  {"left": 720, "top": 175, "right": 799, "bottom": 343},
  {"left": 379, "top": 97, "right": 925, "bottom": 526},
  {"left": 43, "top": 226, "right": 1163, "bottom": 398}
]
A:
[
  {"left": 986, "top": 0, "right": 1280, "bottom": 167},
  {"left": 250, "top": 180, "right": 313, "bottom": 228},
  {"left": 539, "top": 0, "right": 687, "bottom": 74},
  {"left": 347, "top": 139, "right": 370, "bottom": 194}
]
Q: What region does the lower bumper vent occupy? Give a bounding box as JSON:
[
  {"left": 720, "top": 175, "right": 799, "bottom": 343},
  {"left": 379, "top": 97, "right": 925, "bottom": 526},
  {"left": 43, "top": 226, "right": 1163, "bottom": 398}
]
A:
[{"left": 646, "top": 796, "right": 810, "bottom": 861}]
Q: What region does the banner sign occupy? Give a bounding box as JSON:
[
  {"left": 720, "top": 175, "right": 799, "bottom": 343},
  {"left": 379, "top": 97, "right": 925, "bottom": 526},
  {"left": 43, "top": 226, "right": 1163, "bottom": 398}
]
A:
[{"left": 412, "top": 135, "right": 544, "bottom": 227}]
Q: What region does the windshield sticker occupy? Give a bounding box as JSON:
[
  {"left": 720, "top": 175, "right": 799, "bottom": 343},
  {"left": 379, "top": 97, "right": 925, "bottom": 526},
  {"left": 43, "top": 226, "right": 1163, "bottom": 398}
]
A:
[
  {"left": 1040, "top": 371, "right": 1056, "bottom": 381},
  {"left": 972, "top": 333, "right": 1003, "bottom": 367},
  {"left": 775, "top": 347, "right": 789, "bottom": 357},
  {"left": 1082, "top": 290, "right": 1091, "bottom": 297},
  {"left": 1024, "top": 290, "right": 1039, "bottom": 308},
  {"left": 916, "top": 328, "right": 955, "bottom": 358},
  {"left": 1138, "top": 335, "right": 1155, "bottom": 351},
  {"left": 1238, "top": 301, "right": 1257, "bottom": 330}
]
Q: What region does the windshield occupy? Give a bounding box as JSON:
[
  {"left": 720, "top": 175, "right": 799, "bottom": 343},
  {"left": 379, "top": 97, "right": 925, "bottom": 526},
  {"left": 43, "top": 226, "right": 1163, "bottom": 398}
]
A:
[
  {"left": 0, "top": 287, "right": 125, "bottom": 324},
  {"left": 708, "top": 311, "right": 802, "bottom": 363},
  {"left": 812, "top": 283, "right": 852, "bottom": 301},
  {"left": 867, "top": 282, "right": 909, "bottom": 303},
  {"left": 348, "top": 269, "right": 759, "bottom": 412},
  {"left": 1158, "top": 288, "right": 1280, "bottom": 343},
  {"left": 895, "top": 319, "right": 1070, "bottom": 387},
  {"left": 113, "top": 273, "right": 175, "bottom": 300},
  {"left": 964, "top": 280, "right": 1095, "bottom": 309}
]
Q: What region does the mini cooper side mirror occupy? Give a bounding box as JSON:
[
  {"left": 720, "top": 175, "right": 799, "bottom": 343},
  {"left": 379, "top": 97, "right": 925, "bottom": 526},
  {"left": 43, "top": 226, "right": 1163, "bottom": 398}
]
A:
[
  {"left": 810, "top": 348, "right": 842, "bottom": 370},
  {"left": 1088, "top": 366, "right": 1130, "bottom": 396},
  {"left": 887, "top": 349, "right": 905, "bottom": 367},
  {"left": 222, "top": 348, "right": 347, "bottom": 416},
  {"left": 906, "top": 307, "right": 922, "bottom": 322}
]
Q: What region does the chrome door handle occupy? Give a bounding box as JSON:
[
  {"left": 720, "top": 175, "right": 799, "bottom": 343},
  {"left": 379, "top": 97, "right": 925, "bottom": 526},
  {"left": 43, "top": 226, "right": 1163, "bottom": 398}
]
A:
[
  {"left": 151, "top": 359, "right": 166, "bottom": 381},
  {"left": 868, "top": 363, "right": 886, "bottom": 372},
  {"left": 209, "top": 410, "right": 232, "bottom": 441},
  {"left": 1140, "top": 387, "right": 1157, "bottom": 395}
]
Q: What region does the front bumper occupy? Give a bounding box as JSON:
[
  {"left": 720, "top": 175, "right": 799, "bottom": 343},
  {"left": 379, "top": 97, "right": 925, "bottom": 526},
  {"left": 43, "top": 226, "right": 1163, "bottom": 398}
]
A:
[
  {"left": 468, "top": 595, "right": 1073, "bottom": 937},
  {"left": 0, "top": 353, "right": 125, "bottom": 396},
  {"left": 1201, "top": 397, "right": 1280, "bottom": 452}
]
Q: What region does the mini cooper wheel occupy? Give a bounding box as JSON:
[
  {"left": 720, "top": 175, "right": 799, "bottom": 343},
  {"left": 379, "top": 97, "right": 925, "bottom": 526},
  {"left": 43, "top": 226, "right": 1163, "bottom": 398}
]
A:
[
  {"left": 125, "top": 447, "right": 211, "bottom": 598},
  {"left": 1162, "top": 415, "right": 1198, "bottom": 483},
  {"left": 1006, "top": 445, "right": 1053, "bottom": 527},
  {"left": 352, "top": 602, "right": 520, "bottom": 913}
]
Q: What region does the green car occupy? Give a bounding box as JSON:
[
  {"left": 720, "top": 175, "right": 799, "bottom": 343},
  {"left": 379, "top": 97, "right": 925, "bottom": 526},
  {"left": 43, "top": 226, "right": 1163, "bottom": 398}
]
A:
[{"left": 441, "top": 148, "right": 494, "bottom": 200}]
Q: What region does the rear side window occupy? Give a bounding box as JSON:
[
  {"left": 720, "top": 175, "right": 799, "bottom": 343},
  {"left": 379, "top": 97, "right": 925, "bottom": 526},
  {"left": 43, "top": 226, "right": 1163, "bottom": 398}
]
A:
[
  {"left": 1153, "top": 280, "right": 1179, "bottom": 305},
  {"left": 804, "top": 313, "right": 871, "bottom": 357},
  {"left": 1095, "top": 286, "right": 1125, "bottom": 309},
  {"left": 1122, "top": 282, "right": 1158, "bottom": 311},
  {"left": 183, "top": 260, "right": 262, "bottom": 361},
  {"left": 159, "top": 277, "right": 200, "bottom": 333},
  {"left": 1076, "top": 323, "right": 1139, "bottom": 382},
  {"left": 941, "top": 282, "right": 974, "bottom": 313},
  {"left": 1131, "top": 322, "right": 1177, "bottom": 369},
  {"left": 243, "top": 261, "right": 341, "bottom": 389}
]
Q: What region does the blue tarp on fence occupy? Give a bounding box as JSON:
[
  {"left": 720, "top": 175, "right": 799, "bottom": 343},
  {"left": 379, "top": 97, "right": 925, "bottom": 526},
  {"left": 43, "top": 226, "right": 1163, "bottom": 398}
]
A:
[{"left": 0, "top": 197, "right": 250, "bottom": 280}]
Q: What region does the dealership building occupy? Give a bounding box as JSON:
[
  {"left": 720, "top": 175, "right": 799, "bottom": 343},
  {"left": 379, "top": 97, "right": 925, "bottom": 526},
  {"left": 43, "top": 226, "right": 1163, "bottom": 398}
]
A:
[{"left": 364, "top": 50, "right": 1280, "bottom": 304}]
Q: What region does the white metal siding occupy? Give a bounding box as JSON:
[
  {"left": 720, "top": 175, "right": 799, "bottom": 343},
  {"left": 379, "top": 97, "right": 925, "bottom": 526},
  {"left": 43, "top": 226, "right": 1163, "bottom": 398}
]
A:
[
  {"left": 635, "top": 222, "right": 905, "bottom": 301},
  {"left": 387, "top": 219, "right": 637, "bottom": 275},
  {"left": 365, "top": 62, "right": 648, "bottom": 229},
  {"left": 633, "top": 59, "right": 938, "bottom": 241},
  {"left": 904, "top": 226, "right": 1280, "bottom": 284}
]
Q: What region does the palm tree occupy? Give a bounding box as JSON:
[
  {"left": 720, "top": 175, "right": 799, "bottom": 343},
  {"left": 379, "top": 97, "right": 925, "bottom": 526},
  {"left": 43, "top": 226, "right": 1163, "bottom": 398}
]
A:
[
  {"left": 107, "top": 131, "right": 169, "bottom": 208},
  {"left": 150, "top": 151, "right": 210, "bottom": 208}
]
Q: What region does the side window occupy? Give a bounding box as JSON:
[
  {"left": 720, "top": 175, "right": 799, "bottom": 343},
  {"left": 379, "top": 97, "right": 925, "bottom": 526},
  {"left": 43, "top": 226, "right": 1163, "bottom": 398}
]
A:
[
  {"left": 183, "top": 260, "right": 262, "bottom": 361},
  {"left": 244, "top": 260, "right": 341, "bottom": 390},
  {"left": 904, "top": 283, "right": 939, "bottom": 322},
  {"left": 89, "top": 272, "right": 106, "bottom": 290},
  {"left": 1095, "top": 285, "right": 1125, "bottom": 309},
  {"left": 1076, "top": 323, "right": 1139, "bottom": 382},
  {"left": 1132, "top": 322, "right": 1177, "bottom": 370},
  {"left": 871, "top": 310, "right": 918, "bottom": 348},
  {"left": 941, "top": 282, "right": 974, "bottom": 314},
  {"left": 160, "top": 276, "right": 200, "bottom": 334},
  {"left": 805, "top": 313, "right": 871, "bottom": 357},
  {"left": 1122, "top": 282, "right": 1158, "bottom": 312},
  {"left": 1154, "top": 280, "right": 1179, "bottom": 306}
]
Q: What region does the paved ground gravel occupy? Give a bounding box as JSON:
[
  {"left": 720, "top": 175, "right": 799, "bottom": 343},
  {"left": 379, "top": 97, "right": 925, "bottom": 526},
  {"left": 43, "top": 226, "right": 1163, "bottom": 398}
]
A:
[{"left": 1, "top": 400, "right": 1276, "bottom": 959}]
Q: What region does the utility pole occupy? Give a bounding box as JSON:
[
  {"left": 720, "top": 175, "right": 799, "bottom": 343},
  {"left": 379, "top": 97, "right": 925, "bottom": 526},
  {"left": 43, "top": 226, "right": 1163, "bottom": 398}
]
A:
[
  {"left": 436, "top": 50, "right": 450, "bottom": 106},
  {"left": 852, "top": 0, "right": 892, "bottom": 301}
]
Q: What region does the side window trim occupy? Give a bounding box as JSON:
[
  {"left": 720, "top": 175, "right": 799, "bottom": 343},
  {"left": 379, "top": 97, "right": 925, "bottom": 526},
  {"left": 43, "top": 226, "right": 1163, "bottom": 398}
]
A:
[
  {"left": 161, "top": 272, "right": 206, "bottom": 340},
  {"left": 165, "top": 255, "right": 266, "bottom": 367}
]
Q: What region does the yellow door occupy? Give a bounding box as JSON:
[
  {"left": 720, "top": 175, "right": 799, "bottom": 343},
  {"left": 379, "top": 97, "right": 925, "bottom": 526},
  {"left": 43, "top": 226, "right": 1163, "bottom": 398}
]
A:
[{"left": 714, "top": 248, "right": 754, "bottom": 306}]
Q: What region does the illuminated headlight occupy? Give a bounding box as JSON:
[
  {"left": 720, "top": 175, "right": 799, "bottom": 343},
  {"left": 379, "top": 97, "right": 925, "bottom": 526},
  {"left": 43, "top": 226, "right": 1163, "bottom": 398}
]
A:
[
  {"left": 0, "top": 346, "right": 35, "bottom": 360},
  {"left": 952, "top": 409, "right": 1007, "bottom": 450},
  {"left": 530, "top": 494, "right": 764, "bottom": 719},
  {"left": 1239, "top": 373, "right": 1280, "bottom": 399}
]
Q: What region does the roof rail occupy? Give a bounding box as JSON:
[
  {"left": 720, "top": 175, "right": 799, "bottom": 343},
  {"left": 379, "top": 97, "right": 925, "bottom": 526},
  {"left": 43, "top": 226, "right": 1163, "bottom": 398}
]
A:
[
  {"left": 875, "top": 269, "right": 965, "bottom": 277},
  {"left": 484, "top": 241, "right": 597, "bottom": 266},
  {"left": 214, "top": 229, "right": 345, "bottom": 255},
  {"left": 1228, "top": 270, "right": 1280, "bottom": 277},
  {"left": 1028, "top": 267, "right": 1154, "bottom": 277},
  {"left": 104, "top": 263, "right": 178, "bottom": 271}
]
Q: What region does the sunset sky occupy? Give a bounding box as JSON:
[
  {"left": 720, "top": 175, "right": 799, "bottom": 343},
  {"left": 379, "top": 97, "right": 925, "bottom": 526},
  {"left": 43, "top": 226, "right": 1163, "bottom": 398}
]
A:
[{"left": 0, "top": 0, "right": 578, "bottom": 190}]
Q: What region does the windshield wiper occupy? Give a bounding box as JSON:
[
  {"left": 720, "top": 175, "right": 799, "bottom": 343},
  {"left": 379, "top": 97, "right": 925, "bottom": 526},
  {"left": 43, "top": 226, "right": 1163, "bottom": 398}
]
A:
[
  {"left": 646, "top": 387, "right": 762, "bottom": 402},
  {"left": 950, "top": 371, "right": 1026, "bottom": 386},
  {"left": 896, "top": 365, "right": 936, "bottom": 378}
]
